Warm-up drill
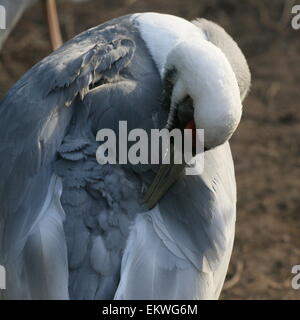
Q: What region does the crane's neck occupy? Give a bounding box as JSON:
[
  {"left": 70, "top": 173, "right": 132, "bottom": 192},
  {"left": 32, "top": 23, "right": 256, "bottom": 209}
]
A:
[{"left": 132, "top": 12, "right": 207, "bottom": 77}]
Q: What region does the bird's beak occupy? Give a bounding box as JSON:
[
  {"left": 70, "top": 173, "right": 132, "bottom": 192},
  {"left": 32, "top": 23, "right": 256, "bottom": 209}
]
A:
[
  {"left": 143, "top": 145, "right": 186, "bottom": 209},
  {"left": 144, "top": 120, "right": 197, "bottom": 209}
]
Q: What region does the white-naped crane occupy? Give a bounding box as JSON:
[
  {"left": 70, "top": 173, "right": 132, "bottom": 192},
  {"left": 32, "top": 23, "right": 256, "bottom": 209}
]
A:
[{"left": 0, "top": 11, "right": 250, "bottom": 299}]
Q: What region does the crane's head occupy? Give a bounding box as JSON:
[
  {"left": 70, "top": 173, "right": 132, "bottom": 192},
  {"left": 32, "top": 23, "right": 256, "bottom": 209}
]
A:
[
  {"left": 163, "top": 18, "right": 251, "bottom": 150},
  {"left": 164, "top": 40, "right": 242, "bottom": 150},
  {"left": 144, "top": 19, "right": 251, "bottom": 208}
]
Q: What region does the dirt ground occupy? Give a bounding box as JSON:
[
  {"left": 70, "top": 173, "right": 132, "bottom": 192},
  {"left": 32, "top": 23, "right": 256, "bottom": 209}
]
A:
[{"left": 0, "top": 0, "right": 299, "bottom": 299}]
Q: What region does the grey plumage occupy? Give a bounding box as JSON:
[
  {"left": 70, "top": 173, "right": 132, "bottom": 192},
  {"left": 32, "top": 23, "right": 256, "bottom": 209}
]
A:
[{"left": 0, "top": 13, "right": 250, "bottom": 299}]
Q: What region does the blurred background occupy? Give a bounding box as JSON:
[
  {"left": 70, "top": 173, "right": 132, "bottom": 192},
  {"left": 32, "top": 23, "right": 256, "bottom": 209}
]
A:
[{"left": 0, "top": 0, "right": 299, "bottom": 299}]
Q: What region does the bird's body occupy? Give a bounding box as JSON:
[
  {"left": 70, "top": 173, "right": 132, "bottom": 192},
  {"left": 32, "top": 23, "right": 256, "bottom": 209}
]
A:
[{"left": 0, "top": 12, "right": 250, "bottom": 299}]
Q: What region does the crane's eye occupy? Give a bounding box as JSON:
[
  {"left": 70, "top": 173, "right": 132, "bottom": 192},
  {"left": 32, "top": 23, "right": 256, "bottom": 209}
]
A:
[{"left": 165, "top": 95, "right": 194, "bottom": 130}]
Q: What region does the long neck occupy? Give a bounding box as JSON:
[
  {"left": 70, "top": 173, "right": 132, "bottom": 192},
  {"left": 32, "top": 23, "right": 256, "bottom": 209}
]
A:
[{"left": 133, "top": 12, "right": 207, "bottom": 78}]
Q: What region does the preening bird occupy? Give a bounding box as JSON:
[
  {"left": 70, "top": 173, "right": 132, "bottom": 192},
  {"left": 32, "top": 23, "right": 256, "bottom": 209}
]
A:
[{"left": 0, "top": 12, "right": 250, "bottom": 299}]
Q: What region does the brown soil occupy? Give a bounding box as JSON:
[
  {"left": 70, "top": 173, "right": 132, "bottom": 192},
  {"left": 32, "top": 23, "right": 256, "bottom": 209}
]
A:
[{"left": 0, "top": 0, "right": 299, "bottom": 299}]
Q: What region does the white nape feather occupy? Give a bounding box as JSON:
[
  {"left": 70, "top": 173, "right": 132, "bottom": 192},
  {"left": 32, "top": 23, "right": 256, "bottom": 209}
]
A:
[{"left": 132, "top": 12, "right": 207, "bottom": 77}]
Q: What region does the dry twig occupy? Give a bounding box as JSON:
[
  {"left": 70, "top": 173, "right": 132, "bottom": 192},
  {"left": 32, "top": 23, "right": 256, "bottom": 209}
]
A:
[{"left": 45, "top": 0, "right": 63, "bottom": 50}]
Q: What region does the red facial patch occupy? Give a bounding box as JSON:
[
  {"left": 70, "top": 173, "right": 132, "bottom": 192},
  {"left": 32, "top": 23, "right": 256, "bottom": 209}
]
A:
[{"left": 185, "top": 120, "right": 196, "bottom": 146}]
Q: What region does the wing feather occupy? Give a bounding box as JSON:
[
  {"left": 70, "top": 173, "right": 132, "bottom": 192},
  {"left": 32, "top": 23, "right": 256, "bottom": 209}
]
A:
[{"left": 0, "top": 22, "right": 136, "bottom": 263}]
